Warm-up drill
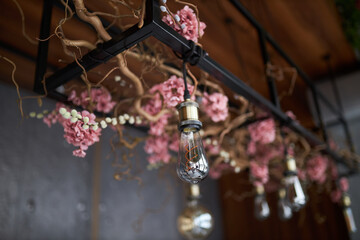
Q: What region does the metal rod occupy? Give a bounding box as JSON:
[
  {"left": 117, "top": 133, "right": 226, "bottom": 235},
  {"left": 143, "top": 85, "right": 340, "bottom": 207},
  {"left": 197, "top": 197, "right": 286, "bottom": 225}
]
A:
[
  {"left": 324, "top": 55, "right": 355, "bottom": 153},
  {"left": 258, "top": 30, "right": 280, "bottom": 109},
  {"left": 34, "top": 0, "right": 54, "bottom": 93},
  {"left": 228, "top": 0, "right": 344, "bottom": 120}
]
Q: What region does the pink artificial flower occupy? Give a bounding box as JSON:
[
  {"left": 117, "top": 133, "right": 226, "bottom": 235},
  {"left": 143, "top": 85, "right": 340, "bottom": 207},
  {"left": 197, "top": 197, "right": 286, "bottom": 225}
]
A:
[
  {"left": 331, "top": 189, "right": 342, "bottom": 203},
  {"left": 201, "top": 92, "right": 229, "bottom": 122},
  {"left": 149, "top": 114, "right": 170, "bottom": 136},
  {"left": 162, "top": 5, "right": 206, "bottom": 42},
  {"left": 42, "top": 103, "right": 69, "bottom": 128},
  {"left": 68, "top": 90, "right": 82, "bottom": 106},
  {"left": 253, "top": 144, "right": 284, "bottom": 165},
  {"left": 250, "top": 161, "right": 269, "bottom": 184},
  {"left": 203, "top": 139, "right": 221, "bottom": 155},
  {"left": 248, "top": 118, "right": 276, "bottom": 144},
  {"left": 306, "top": 155, "right": 328, "bottom": 184},
  {"left": 144, "top": 135, "right": 171, "bottom": 164},
  {"left": 169, "top": 133, "right": 179, "bottom": 152},
  {"left": 143, "top": 92, "right": 163, "bottom": 115},
  {"left": 247, "top": 140, "right": 257, "bottom": 155},
  {"left": 339, "top": 177, "right": 349, "bottom": 192},
  {"left": 68, "top": 88, "right": 116, "bottom": 113},
  {"left": 63, "top": 110, "right": 101, "bottom": 157},
  {"left": 73, "top": 148, "right": 86, "bottom": 158}
]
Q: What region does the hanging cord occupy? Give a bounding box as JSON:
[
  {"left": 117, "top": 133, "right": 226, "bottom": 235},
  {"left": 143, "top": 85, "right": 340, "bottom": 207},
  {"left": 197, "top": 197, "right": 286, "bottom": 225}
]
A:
[
  {"left": 174, "top": 41, "right": 206, "bottom": 100},
  {"left": 182, "top": 61, "right": 191, "bottom": 100}
]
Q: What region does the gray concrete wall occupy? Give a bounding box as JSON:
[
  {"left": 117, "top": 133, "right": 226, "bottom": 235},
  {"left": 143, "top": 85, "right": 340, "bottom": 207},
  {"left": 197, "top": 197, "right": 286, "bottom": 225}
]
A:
[{"left": 0, "top": 82, "right": 223, "bottom": 240}]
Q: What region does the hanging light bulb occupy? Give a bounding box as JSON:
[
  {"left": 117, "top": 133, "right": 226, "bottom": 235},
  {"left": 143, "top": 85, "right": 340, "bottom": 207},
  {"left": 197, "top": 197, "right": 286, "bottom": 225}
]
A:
[
  {"left": 283, "top": 153, "right": 307, "bottom": 211},
  {"left": 254, "top": 185, "right": 270, "bottom": 220},
  {"left": 176, "top": 100, "right": 209, "bottom": 184},
  {"left": 342, "top": 194, "right": 357, "bottom": 233},
  {"left": 177, "top": 184, "right": 214, "bottom": 240},
  {"left": 277, "top": 188, "right": 292, "bottom": 220}
]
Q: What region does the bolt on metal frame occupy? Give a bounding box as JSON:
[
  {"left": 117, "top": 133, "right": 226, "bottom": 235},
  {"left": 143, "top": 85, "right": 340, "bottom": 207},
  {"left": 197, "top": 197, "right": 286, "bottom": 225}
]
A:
[{"left": 33, "top": 0, "right": 357, "bottom": 175}]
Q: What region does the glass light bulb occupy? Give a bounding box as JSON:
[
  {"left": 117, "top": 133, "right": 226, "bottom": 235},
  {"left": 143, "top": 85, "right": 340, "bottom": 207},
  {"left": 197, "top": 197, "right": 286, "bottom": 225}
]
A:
[
  {"left": 177, "top": 129, "right": 209, "bottom": 184},
  {"left": 254, "top": 193, "right": 270, "bottom": 220},
  {"left": 177, "top": 199, "right": 214, "bottom": 240},
  {"left": 278, "top": 197, "right": 293, "bottom": 220},
  {"left": 343, "top": 207, "right": 357, "bottom": 233},
  {"left": 284, "top": 175, "right": 307, "bottom": 211}
]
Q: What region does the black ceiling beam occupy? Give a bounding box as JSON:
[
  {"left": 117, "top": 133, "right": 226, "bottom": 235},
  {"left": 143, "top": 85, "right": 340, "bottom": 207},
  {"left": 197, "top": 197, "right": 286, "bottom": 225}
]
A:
[
  {"left": 34, "top": 0, "right": 54, "bottom": 93},
  {"left": 33, "top": 0, "right": 357, "bottom": 173}
]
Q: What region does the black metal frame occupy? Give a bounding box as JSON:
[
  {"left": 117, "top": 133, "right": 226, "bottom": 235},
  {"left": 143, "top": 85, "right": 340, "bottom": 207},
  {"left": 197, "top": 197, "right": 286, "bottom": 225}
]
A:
[{"left": 33, "top": 0, "right": 357, "bottom": 174}]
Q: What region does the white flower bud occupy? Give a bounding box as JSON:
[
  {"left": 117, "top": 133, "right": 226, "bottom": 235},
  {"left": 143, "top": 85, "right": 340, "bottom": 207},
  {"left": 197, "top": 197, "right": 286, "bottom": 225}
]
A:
[
  {"left": 83, "top": 117, "right": 89, "bottom": 124},
  {"left": 71, "top": 117, "right": 78, "bottom": 123},
  {"left": 105, "top": 117, "right": 112, "bottom": 123},
  {"left": 112, "top": 118, "right": 117, "bottom": 126},
  {"left": 181, "top": 24, "right": 186, "bottom": 29},
  {"left": 135, "top": 116, "right": 142, "bottom": 125},
  {"left": 162, "top": 0, "right": 167, "bottom": 3},
  {"left": 199, "top": 129, "right": 204, "bottom": 136},
  {"left": 234, "top": 167, "right": 241, "bottom": 173},
  {"left": 77, "top": 114, "right": 82, "bottom": 119},
  {"left": 230, "top": 160, "right": 236, "bottom": 167},
  {"left": 119, "top": 118, "right": 126, "bottom": 125},
  {"left": 29, "top": 112, "right": 36, "bottom": 118},
  {"left": 114, "top": 75, "right": 121, "bottom": 82},
  {"left": 43, "top": 110, "right": 49, "bottom": 114},
  {"left": 174, "top": 14, "right": 180, "bottom": 22},
  {"left": 100, "top": 120, "right": 107, "bottom": 129},
  {"left": 118, "top": 115, "right": 125, "bottom": 122},
  {"left": 63, "top": 112, "right": 71, "bottom": 119},
  {"left": 160, "top": 6, "right": 167, "bottom": 12},
  {"left": 59, "top": 108, "right": 67, "bottom": 115},
  {"left": 92, "top": 125, "right": 98, "bottom": 131},
  {"left": 212, "top": 140, "right": 218, "bottom": 146},
  {"left": 36, "top": 113, "right": 44, "bottom": 119},
  {"left": 129, "top": 116, "right": 135, "bottom": 124},
  {"left": 82, "top": 124, "right": 89, "bottom": 130},
  {"left": 71, "top": 109, "right": 77, "bottom": 117},
  {"left": 124, "top": 114, "right": 130, "bottom": 120}
]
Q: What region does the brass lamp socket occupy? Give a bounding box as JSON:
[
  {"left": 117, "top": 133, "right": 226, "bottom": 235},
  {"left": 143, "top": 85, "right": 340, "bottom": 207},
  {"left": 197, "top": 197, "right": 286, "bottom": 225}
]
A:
[
  {"left": 284, "top": 155, "right": 297, "bottom": 176},
  {"left": 342, "top": 194, "right": 351, "bottom": 208},
  {"left": 278, "top": 188, "right": 286, "bottom": 199},
  {"left": 189, "top": 184, "right": 201, "bottom": 198},
  {"left": 177, "top": 99, "right": 202, "bottom": 131},
  {"left": 255, "top": 185, "right": 265, "bottom": 195}
]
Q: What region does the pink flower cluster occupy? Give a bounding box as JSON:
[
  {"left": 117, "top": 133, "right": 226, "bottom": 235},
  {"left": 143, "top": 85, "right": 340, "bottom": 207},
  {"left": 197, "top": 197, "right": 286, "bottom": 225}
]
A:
[
  {"left": 142, "top": 76, "right": 195, "bottom": 164},
  {"left": 162, "top": 6, "right": 206, "bottom": 42},
  {"left": 306, "top": 155, "right": 328, "bottom": 184},
  {"left": 144, "top": 135, "right": 171, "bottom": 164},
  {"left": 248, "top": 118, "right": 276, "bottom": 145},
  {"left": 63, "top": 111, "right": 101, "bottom": 158},
  {"left": 68, "top": 88, "right": 116, "bottom": 113},
  {"left": 43, "top": 103, "right": 68, "bottom": 128},
  {"left": 250, "top": 161, "right": 269, "bottom": 186},
  {"left": 201, "top": 92, "right": 229, "bottom": 122}
]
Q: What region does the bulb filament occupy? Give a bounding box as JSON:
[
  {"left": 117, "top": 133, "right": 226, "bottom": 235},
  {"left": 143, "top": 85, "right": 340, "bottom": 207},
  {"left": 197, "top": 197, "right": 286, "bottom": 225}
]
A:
[{"left": 185, "top": 144, "right": 198, "bottom": 171}]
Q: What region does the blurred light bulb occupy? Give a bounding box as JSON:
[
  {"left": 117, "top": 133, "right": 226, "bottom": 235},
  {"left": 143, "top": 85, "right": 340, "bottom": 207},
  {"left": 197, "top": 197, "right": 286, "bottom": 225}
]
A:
[
  {"left": 342, "top": 194, "right": 357, "bottom": 233},
  {"left": 284, "top": 175, "right": 306, "bottom": 211},
  {"left": 176, "top": 100, "right": 209, "bottom": 184},
  {"left": 254, "top": 185, "right": 270, "bottom": 220},
  {"left": 278, "top": 188, "right": 292, "bottom": 220},
  {"left": 177, "top": 185, "right": 214, "bottom": 240},
  {"left": 283, "top": 154, "right": 307, "bottom": 211}
]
